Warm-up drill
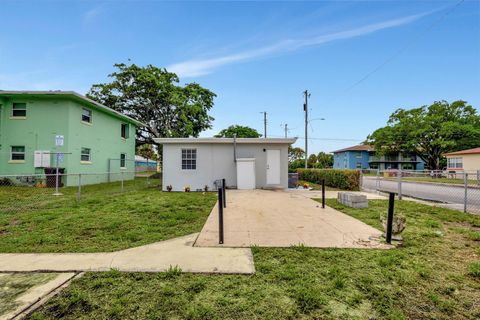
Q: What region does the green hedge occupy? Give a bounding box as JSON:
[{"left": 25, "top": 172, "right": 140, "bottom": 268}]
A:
[{"left": 297, "top": 169, "right": 360, "bottom": 191}]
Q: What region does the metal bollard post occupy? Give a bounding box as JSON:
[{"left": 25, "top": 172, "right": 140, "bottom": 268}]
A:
[
  {"left": 222, "top": 178, "right": 226, "bottom": 208},
  {"left": 321, "top": 179, "right": 325, "bottom": 209},
  {"left": 464, "top": 173, "right": 468, "bottom": 213},
  {"left": 218, "top": 187, "right": 224, "bottom": 244},
  {"left": 397, "top": 169, "right": 402, "bottom": 200},
  {"left": 386, "top": 193, "right": 395, "bottom": 244},
  {"left": 77, "top": 174, "right": 82, "bottom": 202}
]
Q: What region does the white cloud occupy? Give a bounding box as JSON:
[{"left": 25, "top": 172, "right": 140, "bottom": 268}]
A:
[
  {"left": 83, "top": 6, "right": 103, "bottom": 26},
  {"left": 168, "top": 12, "right": 429, "bottom": 78}
]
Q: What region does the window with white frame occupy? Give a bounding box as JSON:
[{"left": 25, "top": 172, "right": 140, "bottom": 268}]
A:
[
  {"left": 12, "top": 103, "right": 27, "bottom": 117},
  {"left": 11, "top": 146, "right": 25, "bottom": 160},
  {"left": 81, "top": 147, "right": 91, "bottom": 162},
  {"left": 82, "top": 108, "right": 92, "bottom": 123},
  {"left": 447, "top": 157, "right": 463, "bottom": 169},
  {"left": 120, "top": 153, "right": 127, "bottom": 168},
  {"left": 355, "top": 151, "right": 362, "bottom": 158},
  {"left": 121, "top": 123, "right": 129, "bottom": 139},
  {"left": 181, "top": 149, "right": 196, "bottom": 170}
]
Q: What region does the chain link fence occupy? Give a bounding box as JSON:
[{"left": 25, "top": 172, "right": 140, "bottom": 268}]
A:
[
  {"left": 361, "top": 169, "right": 480, "bottom": 214},
  {"left": 0, "top": 171, "right": 161, "bottom": 214}
]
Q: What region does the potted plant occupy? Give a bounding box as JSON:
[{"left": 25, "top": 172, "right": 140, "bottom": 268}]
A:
[
  {"left": 382, "top": 215, "right": 406, "bottom": 241},
  {"left": 303, "top": 182, "right": 309, "bottom": 189},
  {"left": 184, "top": 185, "right": 190, "bottom": 192},
  {"left": 166, "top": 185, "right": 173, "bottom": 192}
]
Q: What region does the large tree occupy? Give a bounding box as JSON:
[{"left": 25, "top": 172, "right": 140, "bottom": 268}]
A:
[
  {"left": 288, "top": 146, "right": 305, "bottom": 162},
  {"left": 316, "top": 152, "right": 334, "bottom": 168},
  {"left": 214, "top": 125, "right": 261, "bottom": 138},
  {"left": 87, "top": 63, "right": 216, "bottom": 146},
  {"left": 367, "top": 100, "right": 480, "bottom": 170}
]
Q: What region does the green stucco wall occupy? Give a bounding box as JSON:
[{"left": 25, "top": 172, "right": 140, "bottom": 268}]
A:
[{"left": 0, "top": 95, "right": 136, "bottom": 186}]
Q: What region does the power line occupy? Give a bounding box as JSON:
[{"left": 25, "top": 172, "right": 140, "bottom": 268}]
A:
[{"left": 344, "top": 0, "right": 465, "bottom": 93}]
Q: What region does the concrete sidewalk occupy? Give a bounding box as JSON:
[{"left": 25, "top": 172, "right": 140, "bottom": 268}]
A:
[
  {"left": 195, "top": 190, "right": 389, "bottom": 248},
  {"left": 0, "top": 234, "right": 255, "bottom": 274}
]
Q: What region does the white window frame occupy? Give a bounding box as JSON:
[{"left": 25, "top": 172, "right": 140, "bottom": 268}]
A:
[
  {"left": 12, "top": 103, "right": 27, "bottom": 118},
  {"left": 82, "top": 108, "right": 92, "bottom": 123},
  {"left": 81, "top": 147, "right": 91, "bottom": 162},
  {"left": 120, "top": 153, "right": 127, "bottom": 169},
  {"left": 447, "top": 157, "right": 463, "bottom": 169},
  {"left": 181, "top": 148, "right": 197, "bottom": 170},
  {"left": 11, "top": 146, "right": 25, "bottom": 161}
]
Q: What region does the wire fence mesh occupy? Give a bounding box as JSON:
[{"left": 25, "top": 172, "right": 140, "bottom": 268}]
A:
[
  {"left": 361, "top": 169, "right": 480, "bottom": 214},
  {"left": 0, "top": 172, "right": 161, "bottom": 214}
]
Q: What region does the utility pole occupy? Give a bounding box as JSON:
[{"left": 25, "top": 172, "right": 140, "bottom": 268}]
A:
[
  {"left": 283, "top": 123, "right": 288, "bottom": 138},
  {"left": 303, "top": 90, "right": 310, "bottom": 169},
  {"left": 261, "top": 111, "right": 267, "bottom": 138}
]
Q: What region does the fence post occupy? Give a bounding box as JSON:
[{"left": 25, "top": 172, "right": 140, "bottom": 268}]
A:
[
  {"left": 386, "top": 193, "right": 395, "bottom": 244},
  {"left": 397, "top": 169, "right": 402, "bottom": 200},
  {"left": 77, "top": 174, "right": 82, "bottom": 202},
  {"left": 322, "top": 179, "right": 325, "bottom": 209},
  {"left": 376, "top": 169, "right": 380, "bottom": 193},
  {"left": 464, "top": 173, "right": 468, "bottom": 213},
  {"left": 222, "top": 178, "right": 226, "bottom": 208},
  {"left": 121, "top": 171, "right": 124, "bottom": 192},
  {"left": 477, "top": 170, "right": 479, "bottom": 186},
  {"left": 218, "top": 187, "right": 224, "bottom": 244}
]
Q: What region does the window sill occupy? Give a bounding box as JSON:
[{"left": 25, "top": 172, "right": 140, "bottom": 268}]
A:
[
  {"left": 121, "top": 137, "right": 128, "bottom": 141},
  {"left": 80, "top": 161, "right": 92, "bottom": 165},
  {"left": 120, "top": 167, "right": 127, "bottom": 170},
  {"left": 9, "top": 116, "right": 27, "bottom": 120},
  {"left": 8, "top": 160, "right": 25, "bottom": 164},
  {"left": 81, "top": 121, "right": 93, "bottom": 126}
]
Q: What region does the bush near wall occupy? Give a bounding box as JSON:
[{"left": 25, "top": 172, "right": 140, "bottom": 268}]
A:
[{"left": 297, "top": 169, "right": 361, "bottom": 191}]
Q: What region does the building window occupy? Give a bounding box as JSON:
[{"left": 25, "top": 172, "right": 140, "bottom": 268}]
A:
[
  {"left": 12, "top": 103, "right": 27, "bottom": 117},
  {"left": 81, "top": 148, "right": 91, "bottom": 162},
  {"left": 181, "top": 149, "right": 196, "bottom": 170},
  {"left": 82, "top": 108, "right": 92, "bottom": 123},
  {"left": 11, "top": 146, "right": 25, "bottom": 160},
  {"left": 356, "top": 162, "right": 362, "bottom": 169},
  {"left": 120, "top": 153, "right": 127, "bottom": 168},
  {"left": 447, "top": 157, "right": 463, "bottom": 169},
  {"left": 355, "top": 152, "right": 362, "bottom": 158},
  {"left": 121, "top": 123, "right": 129, "bottom": 139}
]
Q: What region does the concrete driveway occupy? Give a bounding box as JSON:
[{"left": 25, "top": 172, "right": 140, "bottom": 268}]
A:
[{"left": 195, "top": 190, "right": 388, "bottom": 248}]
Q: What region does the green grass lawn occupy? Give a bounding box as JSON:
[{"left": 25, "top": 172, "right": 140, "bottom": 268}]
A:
[
  {"left": 0, "top": 181, "right": 217, "bottom": 253},
  {"left": 381, "top": 176, "right": 472, "bottom": 185},
  {"left": 30, "top": 200, "right": 480, "bottom": 319},
  {"left": 0, "top": 273, "right": 58, "bottom": 317}
]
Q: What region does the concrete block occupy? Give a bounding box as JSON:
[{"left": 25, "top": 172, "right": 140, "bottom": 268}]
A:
[{"left": 337, "top": 192, "right": 368, "bottom": 208}]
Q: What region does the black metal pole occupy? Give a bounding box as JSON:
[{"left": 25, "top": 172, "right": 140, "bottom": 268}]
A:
[
  {"left": 218, "top": 187, "right": 224, "bottom": 244},
  {"left": 386, "top": 192, "right": 395, "bottom": 244},
  {"left": 322, "top": 179, "right": 325, "bottom": 209},
  {"left": 222, "top": 178, "right": 226, "bottom": 208}
]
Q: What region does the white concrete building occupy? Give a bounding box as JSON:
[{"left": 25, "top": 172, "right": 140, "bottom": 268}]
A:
[{"left": 155, "top": 138, "right": 296, "bottom": 191}]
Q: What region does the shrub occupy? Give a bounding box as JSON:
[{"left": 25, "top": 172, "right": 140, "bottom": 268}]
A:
[{"left": 297, "top": 169, "right": 360, "bottom": 191}]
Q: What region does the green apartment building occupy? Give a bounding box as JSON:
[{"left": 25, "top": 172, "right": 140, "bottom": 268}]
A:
[{"left": 0, "top": 91, "right": 143, "bottom": 186}]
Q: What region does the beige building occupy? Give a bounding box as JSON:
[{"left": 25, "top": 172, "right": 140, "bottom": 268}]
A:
[{"left": 444, "top": 147, "right": 480, "bottom": 173}]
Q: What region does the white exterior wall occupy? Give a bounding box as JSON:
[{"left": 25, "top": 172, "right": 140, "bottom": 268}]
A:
[{"left": 161, "top": 143, "right": 289, "bottom": 191}]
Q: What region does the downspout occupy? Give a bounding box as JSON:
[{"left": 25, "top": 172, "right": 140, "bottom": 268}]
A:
[{"left": 233, "top": 133, "right": 237, "bottom": 163}]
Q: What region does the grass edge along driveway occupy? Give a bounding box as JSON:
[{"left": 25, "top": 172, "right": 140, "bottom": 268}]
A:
[
  {"left": 30, "top": 200, "right": 480, "bottom": 320},
  {"left": 0, "top": 188, "right": 217, "bottom": 253}
]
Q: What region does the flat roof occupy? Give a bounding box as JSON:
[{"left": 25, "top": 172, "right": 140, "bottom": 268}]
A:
[
  {"left": 0, "top": 90, "right": 145, "bottom": 127},
  {"left": 444, "top": 147, "right": 480, "bottom": 156},
  {"left": 154, "top": 137, "right": 297, "bottom": 144}
]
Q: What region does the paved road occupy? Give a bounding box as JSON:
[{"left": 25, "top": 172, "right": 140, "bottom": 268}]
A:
[{"left": 362, "top": 177, "right": 480, "bottom": 213}]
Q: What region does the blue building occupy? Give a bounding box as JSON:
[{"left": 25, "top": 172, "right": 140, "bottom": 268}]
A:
[{"left": 332, "top": 145, "right": 425, "bottom": 170}]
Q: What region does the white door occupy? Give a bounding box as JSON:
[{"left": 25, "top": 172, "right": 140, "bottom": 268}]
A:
[
  {"left": 236, "top": 159, "right": 256, "bottom": 189},
  {"left": 266, "top": 150, "right": 281, "bottom": 185}
]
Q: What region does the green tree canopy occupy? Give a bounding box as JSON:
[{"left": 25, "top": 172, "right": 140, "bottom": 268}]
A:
[
  {"left": 366, "top": 100, "right": 480, "bottom": 170},
  {"left": 136, "top": 144, "right": 158, "bottom": 161},
  {"left": 214, "top": 125, "right": 261, "bottom": 138},
  {"left": 288, "top": 146, "right": 305, "bottom": 162},
  {"left": 87, "top": 63, "right": 216, "bottom": 146},
  {"left": 316, "top": 152, "right": 334, "bottom": 168}
]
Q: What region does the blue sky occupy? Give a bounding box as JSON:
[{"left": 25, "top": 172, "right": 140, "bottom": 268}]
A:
[{"left": 1, "top": 0, "right": 479, "bottom": 154}]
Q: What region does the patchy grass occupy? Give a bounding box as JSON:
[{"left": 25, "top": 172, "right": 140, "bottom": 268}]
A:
[
  {"left": 298, "top": 180, "right": 340, "bottom": 191},
  {"left": 0, "top": 183, "right": 216, "bottom": 253},
  {"left": 0, "top": 273, "right": 58, "bottom": 317},
  {"left": 31, "top": 200, "right": 480, "bottom": 319}
]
